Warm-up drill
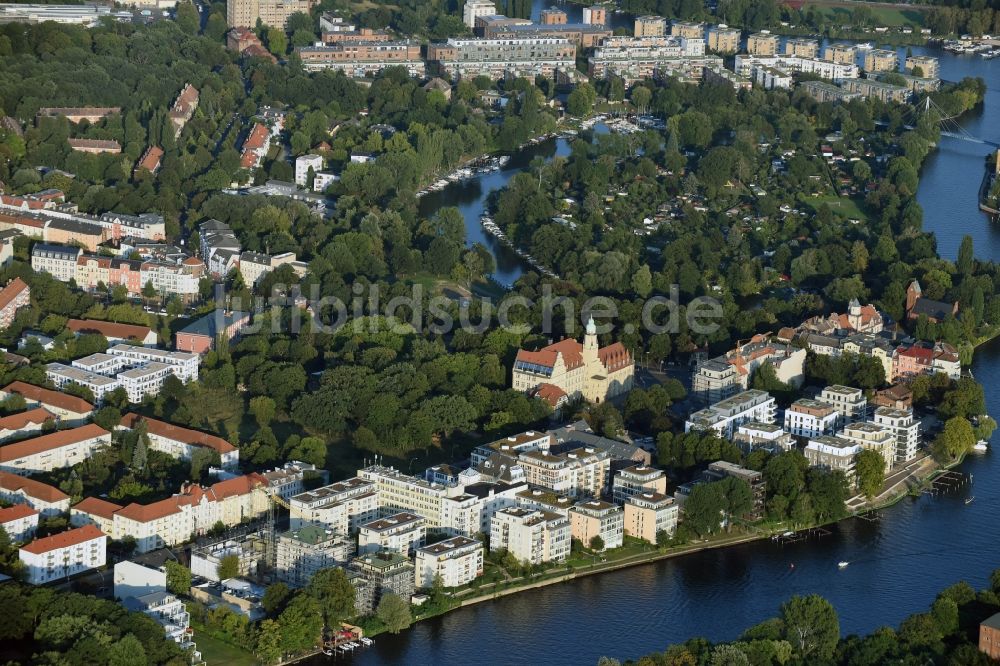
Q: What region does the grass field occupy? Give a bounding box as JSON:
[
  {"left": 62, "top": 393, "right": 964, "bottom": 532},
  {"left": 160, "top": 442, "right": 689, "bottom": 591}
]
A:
[
  {"left": 802, "top": 194, "right": 871, "bottom": 221},
  {"left": 195, "top": 631, "right": 258, "bottom": 666},
  {"left": 807, "top": 2, "right": 927, "bottom": 28}
]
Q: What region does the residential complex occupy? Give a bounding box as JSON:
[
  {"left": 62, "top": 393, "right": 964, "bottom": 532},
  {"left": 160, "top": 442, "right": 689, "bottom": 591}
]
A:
[
  {"left": 276, "top": 522, "right": 354, "bottom": 587},
  {"left": 427, "top": 37, "right": 576, "bottom": 80},
  {"left": 289, "top": 477, "right": 380, "bottom": 533},
  {"left": 804, "top": 435, "right": 863, "bottom": 486},
  {"left": 692, "top": 334, "right": 805, "bottom": 404},
  {"left": 864, "top": 48, "right": 898, "bottom": 72},
  {"left": 611, "top": 465, "right": 667, "bottom": 504},
  {"left": 624, "top": 492, "right": 677, "bottom": 543},
  {"left": 706, "top": 25, "right": 740, "bottom": 53},
  {"left": 414, "top": 536, "right": 483, "bottom": 588},
  {"left": 349, "top": 551, "right": 415, "bottom": 614},
  {"left": 19, "top": 524, "right": 106, "bottom": 585},
  {"left": 685, "top": 390, "right": 777, "bottom": 439},
  {"left": 119, "top": 413, "right": 240, "bottom": 469},
  {"left": 0, "top": 470, "right": 71, "bottom": 516},
  {"left": 568, "top": 500, "right": 624, "bottom": 550},
  {"left": 784, "top": 399, "right": 839, "bottom": 439},
  {"left": 358, "top": 512, "right": 426, "bottom": 556},
  {"left": 0, "top": 502, "right": 39, "bottom": 542},
  {"left": 490, "top": 506, "right": 571, "bottom": 565},
  {"left": 872, "top": 406, "right": 920, "bottom": 464},
  {"left": 0, "top": 423, "right": 111, "bottom": 475},
  {"left": 0, "top": 277, "right": 29, "bottom": 328},
  {"left": 226, "top": 0, "right": 315, "bottom": 29},
  {"left": 298, "top": 41, "right": 425, "bottom": 77}
]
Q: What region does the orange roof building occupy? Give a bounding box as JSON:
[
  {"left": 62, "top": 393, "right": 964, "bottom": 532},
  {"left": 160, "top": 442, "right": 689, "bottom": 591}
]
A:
[
  {"left": 19, "top": 524, "right": 106, "bottom": 584},
  {"left": 66, "top": 318, "right": 157, "bottom": 345},
  {"left": 0, "top": 423, "right": 111, "bottom": 475},
  {"left": 0, "top": 470, "right": 70, "bottom": 515},
  {"left": 0, "top": 277, "right": 30, "bottom": 328},
  {"left": 0, "top": 381, "right": 94, "bottom": 422},
  {"left": 0, "top": 502, "right": 39, "bottom": 541},
  {"left": 119, "top": 413, "right": 239, "bottom": 469},
  {"left": 134, "top": 145, "right": 164, "bottom": 177},
  {"left": 513, "top": 317, "right": 634, "bottom": 405},
  {"left": 240, "top": 122, "right": 270, "bottom": 169},
  {"left": 0, "top": 407, "right": 56, "bottom": 442}
]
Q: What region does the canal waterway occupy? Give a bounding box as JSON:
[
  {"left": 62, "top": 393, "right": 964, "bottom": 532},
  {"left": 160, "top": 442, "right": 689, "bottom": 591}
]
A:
[{"left": 339, "top": 47, "right": 1000, "bottom": 666}]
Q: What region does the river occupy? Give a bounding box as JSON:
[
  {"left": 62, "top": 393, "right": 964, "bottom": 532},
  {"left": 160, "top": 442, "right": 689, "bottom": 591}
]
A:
[{"left": 335, "top": 47, "right": 1000, "bottom": 666}]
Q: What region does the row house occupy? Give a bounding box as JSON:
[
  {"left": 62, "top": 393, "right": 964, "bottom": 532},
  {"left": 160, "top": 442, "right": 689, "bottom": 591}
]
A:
[
  {"left": 0, "top": 381, "right": 92, "bottom": 424},
  {"left": 0, "top": 189, "right": 64, "bottom": 212},
  {"left": 19, "top": 524, "right": 106, "bottom": 585},
  {"left": 239, "top": 122, "right": 272, "bottom": 170},
  {"left": 0, "top": 470, "right": 71, "bottom": 516},
  {"left": 119, "top": 413, "right": 239, "bottom": 469},
  {"left": 0, "top": 277, "right": 30, "bottom": 328},
  {"left": 71, "top": 473, "right": 269, "bottom": 553},
  {"left": 0, "top": 407, "right": 56, "bottom": 442},
  {"left": 0, "top": 423, "right": 111, "bottom": 475}
]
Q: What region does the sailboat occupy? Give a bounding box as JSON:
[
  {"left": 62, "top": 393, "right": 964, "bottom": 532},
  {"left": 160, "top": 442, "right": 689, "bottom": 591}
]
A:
[{"left": 838, "top": 561, "right": 850, "bottom": 569}]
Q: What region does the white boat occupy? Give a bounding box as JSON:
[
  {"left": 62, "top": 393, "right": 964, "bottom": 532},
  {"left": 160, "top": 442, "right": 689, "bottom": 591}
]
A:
[
  {"left": 855, "top": 42, "right": 873, "bottom": 50},
  {"left": 361, "top": 637, "right": 373, "bottom": 646},
  {"left": 838, "top": 561, "right": 849, "bottom": 569},
  {"left": 973, "top": 440, "right": 989, "bottom": 452},
  {"left": 966, "top": 496, "right": 975, "bottom": 505}
]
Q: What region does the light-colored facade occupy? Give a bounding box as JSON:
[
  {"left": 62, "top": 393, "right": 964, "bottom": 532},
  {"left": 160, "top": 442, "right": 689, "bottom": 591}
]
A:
[
  {"left": 634, "top": 15, "right": 667, "bottom": 37},
  {"left": 226, "top": 0, "right": 315, "bottom": 29},
  {"left": 297, "top": 42, "right": 425, "bottom": 77},
  {"left": 706, "top": 25, "right": 740, "bottom": 53},
  {"left": 276, "top": 522, "right": 353, "bottom": 588},
  {"left": 611, "top": 465, "right": 667, "bottom": 504},
  {"left": 746, "top": 32, "right": 779, "bottom": 56},
  {"left": 463, "top": 0, "right": 496, "bottom": 28},
  {"left": 671, "top": 20, "right": 704, "bottom": 39},
  {"left": 685, "top": 390, "right": 776, "bottom": 439},
  {"left": 428, "top": 37, "right": 576, "bottom": 80},
  {"left": 783, "top": 37, "right": 819, "bottom": 58},
  {"left": 864, "top": 48, "right": 898, "bottom": 72},
  {"left": 0, "top": 423, "right": 110, "bottom": 475},
  {"left": 31, "top": 243, "right": 81, "bottom": 282},
  {"left": 692, "top": 335, "right": 805, "bottom": 404},
  {"left": 358, "top": 512, "right": 426, "bottom": 556},
  {"left": 119, "top": 413, "right": 240, "bottom": 469},
  {"left": 839, "top": 421, "right": 895, "bottom": 470},
  {"left": 108, "top": 344, "right": 199, "bottom": 382},
  {"left": 784, "top": 399, "right": 839, "bottom": 439},
  {"left": 289, "top": 477, "right": 379, "bottom": 533},
  {"left": 45, "top": 363, "right": 119, "bottom": 404},
  {"left": 799, "top": 80, "right": 863, "bottom": 104},
  {"left": 359, "top": 466, "right": 454, "bottom": 529},
  {"left": 736, "top": 54, "right": 859, "bottom": 81},
  {"left": 734, "top": 422, "right": 796, "bottom": 453},
  {"left": 19, "top": 524, "right": 106, "bottom": 585},
  {"left": 568, "top": 500, "right": 624, "bottom": 550},
  {"left": 0, "top": 503, "right": 39, "bottom": 542},
  {"left": 0, "top": 277, "right": 29, "bottom": 329},
  {"left": 824, "top": 43, "right": 856, "bottom": 64},
  {"left": 414, "top": 536, "right": 483, "bottom": 588},
  {"left": 0, "top": 471, "right": 70, "bottom": 516},
  {"left": 905, "top": 55, "right": 939, "bottom": 78},
  {"left": 490, "top": 507, "right": 570, "bottom": 565},
  {"left": 872, "top": 407, "right": 920, "bottom": 464},
  {"left": 843, "top": 77, "right": 910, "bottom": 103},
  {"left": 518, "top": 447, "right": 609, "bottom": 499},
  {"left": 819, "top": 385, "right": 867, "bottom": 425},
  {"left": 295, "top": 154, "right": 323, "bottom": 187},
  {"left": 588, "top": 41, "right": 717, "bottom": 84},
  {"left": 804, "top": 435, "right": 862, "bottom": 486},
  {"left": 624, "top": 492, "right": 677, "bottom": 543},
  {"left": 753, "top": 65, "right": 793, "bottom": 89}
]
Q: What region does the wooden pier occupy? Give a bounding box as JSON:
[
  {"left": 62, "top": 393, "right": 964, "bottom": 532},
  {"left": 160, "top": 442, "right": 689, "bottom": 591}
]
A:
[
  {"left": 771, "top": 527, "right": 832, "bottom": 545},
  {"left": 922, "top": 470, "right": 971, "bottom": 496}
]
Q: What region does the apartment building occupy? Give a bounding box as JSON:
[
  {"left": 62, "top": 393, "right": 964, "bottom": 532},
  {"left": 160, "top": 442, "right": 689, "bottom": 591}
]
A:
[
  {"left": 783, "top": 37, "right": 819, "bottom": 58},
  {"left": 735, "top": 54, "right": 859, "bottom": 80},
  {"left": 471, "top": 430, "right": 553, "bottom": 467},
  {"left": 692, "top": 334, "right": 805, "bottom": 404},
  {"left": 706, "top": 24, "right": 739, "bottom": 53},
  {"left": 358, "top": 512, "right": 426, "bottom": 556},
  {"left": 490, "top": 507, "right": 570, "bottom": 565},
  {"left": 874, "top": 384, "right": 913, "bottom": 410},
  {"left": 753, "top": 65, "right": 792, "bottom": 89},
  {"left": 414, "top": 536, "right": 483, "bottom": 588},
  {"left": 276, "top": 522, "right": 353, "bottom": 587},
  {"left": 95, "top": 211, "right": 166, "bottom": 241},
  {"left": 117, "top": 362, "right": 174, "bottom": 403},
  {"left": 705, "top": 461, "right": 766, "bottom": 519},
  {"left": 0, "top": 423, "right": 111, "bottom": 475},
  {"left": 704, "top": 65, "right": 752, "bottom": 90},
  {"left": 66, "top": 319, "right": 157, "bottom": 345},
  {"left": 588, "top": 41, "right": 717, "bottom": 84},
  {"left": 239, "top": 250, "right": 302, "bottom": 287},
  {"left": 905, "top": 55, "right": 939, "bottom": 78},
  {"left": 611, "top": 465, "right": 667, "bottom": 504},
  {"left": 734, "top": 422, "right": 796, "bottom": 454},
  {"left": 819, "top": 385, "right": 867, "bottom": 425},
  {"left": 176, "top": 309, "right": 252, "bottom": 355},
  {"left": 516, "top": 488, "right": 576, "bottom": 517},
  {"left": 359, "top": 466, "right": 455, "bottom": 529},
  {"left": 784, "top": 399, "right": 839, "bottom": 440},
  {"left": 746, "top": 31, "right": 778, "bottom": 56},
  {"left": 582, "top": 5, "right": 606, "bottom": 25},
  {"left": 0, "top": 381, "right": 92, "bottom": 424},
  {"left": 70, "top": 496, "right": 121, "bottom": 535},
  {"left": 483, "top": 23, "right": 612, "bottom": 48},
  {"left": 262, "top": 461, "right": 325, "bottom": 500},
  {"left": 108, "top": 344, "right": 199, "bottom": 382},
  {"left": 842, "top": 77, "right": 910, "bottom": 103},
  {"left": 463, "top": 0, "right": 496, "bottom": 28},
  {"left": 19, "top": 524, "right": 106, "bottom": 585},
  {"left": 119, "top": 413, "right": 240, "bottom": 469},
  {"left": 349, "top": 551, "right": 415, "bottom": 615},
  {"left": 685, "top": 389, "right": 776, "bottom": 439},
  {"left": 45, "top": 363, "right": 119, "bottom": 404},
  {"left": 892, "top": 342, "right": 961, "bottom": 381},
  {"left": 238, "top": 122, "right": 273, "bottom": 171},
  {"left": 799, "top": 80, "right": 863, "bottom": 104},
  {"left": 68, "top": 139, "right": 121, "bottom": 154},
  {"left": 169, "top": 83, "right": 199, "bottom": 137},
  {"left": 31, "top": 243, "right": 81, "bottom": 282},
  {"left": 122, "top": 591, "right": 197, "bottom": 658},
  {"left": 540, "top": 8, "right": 567, "bottom": 24},
  {"left": 824, "top": 43, "right": 856, "bottom": 64},
  {"left": 840, "top": 421, "right": 896, "bottom": 470},
  {"left": 226, "top": 0, "right": 315, "bottom": 29},
  {"left": 0, "top": 503, "right": 39, "bottom": 542},
  {"left": 634, "top": 15, "right": 667, "bottom": 37},
  {"left": 518, "top": 446, "right": 610, "bottom": 499},
  {"left": 671, "top": 20, "right": 703, "bottom": 38},
  {"left": 804, "top": 435, "right": 863, "bottom": 486},
  {"left": 569, "top": 500, "right": 624, "bottom": 550},
  {"left": 427, "top": 37, "right": 576, "bottom": 80},
  {"left": 295, "top": 154, "right": 323, "bottom": 187},
  {"left": 872, "top": 406, "right": 920, "bottom": 464},
  {"left": 864, "top": 48, "right": 898, "bottom": 72},
  {"left": 0, "top": 277, "right": 29, "bottom": 328},
  {"left": 297, "top": 41, "right": 425, "bottom": 77},
  {"left": 0, "top": 407, "right": 55, "bottom": 443},
  {"left": 288, "top": 477, "right": 379, "bottom": 533},
  {"left": 461, "top": 481, "right": 527, "bottom": 534},
  {"left": 624, "top": 492, "right": 677, "bottom": 543},
  {"left": 140, "top": 258, "right": 204, "bottom": 300},
  {"left": 0, "top": 470, "right": 70, "bottom": 516}
]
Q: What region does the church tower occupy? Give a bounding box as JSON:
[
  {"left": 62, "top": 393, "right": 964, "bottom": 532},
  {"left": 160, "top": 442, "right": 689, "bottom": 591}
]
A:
[{"left": 583, "top": 316, "right": 598, "bottom": 358}]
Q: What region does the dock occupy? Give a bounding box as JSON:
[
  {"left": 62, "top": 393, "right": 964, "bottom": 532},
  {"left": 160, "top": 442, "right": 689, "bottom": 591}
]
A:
[
  {"left": 922, "top": 470, "right": 971, "bottom": 495},
  {"left": 771, "top": 527, "right": 832, "bottom": 545}
]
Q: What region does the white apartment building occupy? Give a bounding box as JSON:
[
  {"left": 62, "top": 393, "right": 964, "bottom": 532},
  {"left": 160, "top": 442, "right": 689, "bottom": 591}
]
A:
[
  {"left": 624, "top": 492, "right": 677, "bottom": 543},
  {"left": 0, "top": 503, "right": 39, "bottom": 542},
  {"left": 0, "top": 423, "right": 111, "bottom": 475},
  {"left": 359, "top": 466, "right": 456, "bottom": 529},
  {"left": 692, "top": 336, "right": 805, "bottom": 403},
  {"left": 734, "top": 54, "right": 859, "bottom": 81},
  {"left": 839, "top": 421, "right": 896, "bottom": 470},
  {"left": 0, "top": 381, "right": 93, "bottom": 425},
  {"left": 118, "top": 362, "right": 174, "bottom": 403},
  {"left": 439, "top": 491, "right": 481, "bottom": 537},
  {"left": 872, "top": 407, "right": 920, "bottom": 464},
  {"left": 107, "top": 344, "right": 199, "bottom": 383},
  {"left": 289, "top": 477, "right": 379, "bottom": 533},
  {"left": 612, "top": 465, "right": 667, "bottom": 504},
  {"left": 490, "top": 507, "right": 570, "bottom": 565},
  {"left": 0, "top": 407, "right": 54, "bottom": 443},
  {"left": 358, "top": 512, "right": 426, "bottom": 556},
  {"left": 71, "top": 352, "right": 129, "bottom": 376},
  {"left": 45, "top": 363, "right": 119, "bottom": 404},
  {"left": 295, "top": 154, "right": 323, "bottom": 187},
  {"left": 516, "top": 488, "right": 576, "bottom": 518},
  {"left": 276, "top": 522, "right": 354, "bottom": 588},
  {"left": 518, "top": 447, "right": 610, "bottom": 499},
  {"left": 30, "top": 243, "right": 81, "bottom": 282},
  {"left": 261, "top": 461, "right": 324, "bottom": 501},
  {"left": 123, "top": 591, "right": 197, "bottom": 658},
  {"left": 784, "top": 399, "right": 840, "bottom": 439},
  {"left": 463, "top": 0, "right": 496, "bottom": 28},
  {"left": 0, "top": 471, "right": 70, "bottom": 516},
  {"left": 119, "top": 413, "right": 240, "bottom": 470},
  {"left": 685, "top": 390, "right": 776, "bottom": 439},
  {"left": 734, "top": 422, "right": 796, "bottom": 453},
  {"left": 140, "top": 260, "right": 202, "bottom": 298},
  {"left": 19, "top": 524, "right": 106, "bottom": 584},
  {"left": 819, "top": 385, "right": 868, "bottom": 425},
  {"left": 804, "top": 435, "right": 863, "bottom": 485},
  {"left": 568, "top": 500, "right": 624, "bottom": 550},
  {"left": 428, "top": 37, "right": 577, "bottom": 80},
  {"left": 471, "top": 430, "right": 552, "bottom": 467},
  {"left": 462, "top": 480, "right": 528, "bottom": 534},
  {"left": 414, "top": 535, "right": 483, "bottom": 588}
]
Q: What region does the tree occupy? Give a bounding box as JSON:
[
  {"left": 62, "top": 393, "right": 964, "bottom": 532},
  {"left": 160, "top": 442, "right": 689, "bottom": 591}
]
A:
[
  {"left": 589, "top": 535, "right": 605, "bottom": 551},
  {"left": 307, "top": 567, "right": 356, "bottom": 626},
  {"left": 376, "top": 592, "right": 412, "bottom": 634},
  {"left": 855, "top": 449, "right": 886, "bottom": 500},
  {"left": 108, "top": 634, "right": 147, "bottom": 666},
  {"left": 567, "top": 83, "right": 597, "bottom": 117},
  {"left": 932, "top": 416, "right": 975, "bottom": 461},
  {"left": 683, "top": 482, "right": 726, "bottom": 536},
  {"left": 957, "top": 235, "right": 974, "bottom": 276},
  {"left": 165, "top": 561, "right": 191, "bottom": 596},
  {"left": 266, "top": 27, "right": 288, "bottom": 57},
  {"left": 175, "top": 1, "right": 199, "bottom": 33},
  {"left": 250, "top": 395, "right": 276, "bottom": 426},
  {"left": 780, "top": 594, "right": 840, "bottom": 660},
  {"left": 263, "top": 582, "right": 292, "bottom": 617},
  {"left": 277, "top": 593, "right": 323, "bottom": 653},
  {"left": 255, "top": 618, "right": 284, "bottom": 664},
  {"left": 217, "top": 553, "right": 240, "bottom": 581}
]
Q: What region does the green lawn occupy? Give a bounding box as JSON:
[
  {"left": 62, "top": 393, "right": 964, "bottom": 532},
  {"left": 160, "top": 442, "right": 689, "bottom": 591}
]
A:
[
  {"left": 802, "top": 194, "right": 870, "bottom": 222},
  {"left": 812, "top": 4, "right": 926, "bottom": 28},
  {"left": 195, "top": 631, "right": 258, "bottom": 666}
]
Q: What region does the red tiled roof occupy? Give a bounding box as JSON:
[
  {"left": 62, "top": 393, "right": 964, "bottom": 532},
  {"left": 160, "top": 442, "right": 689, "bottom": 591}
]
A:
[
  {"left": 20, "top": 524, "right": 104, "bottom": 554},
  {"left": 170, "top": 84, "right": 199, "bottom": 118},
  {"left": 66, "top": 318, "right": 154, "bottom": 342},
  {"left": 115, "top": 473, "right": 265, "bottom": 524},
  {"left": 534, "top": 383, "right": 567, "bottom": 407},
  {"left": 0, "top": 470, "right": 69, "bottom": 503},
  {"left": 515, "top": 348, "right": 558, "bottom": 368},
  {"left": 206, "top": 473, "right": 266, "bottom": 500},
  {"left": 0, "top": 277, "right": 29, "bottom": 311},
  {"left": 240, "top": 123, "right": 270, "bottom": 168},
  {"left": 136, "top": 146, "right": 163, "bottom": 172},
  {"left": 71, "top": 496, "right": 123, "bottom": 520},
  {"left": 0, "top": 502, "right": 38, "bottom": 522},
  {"left": 120, "top": 413, "right": 236, "bottom": 455},
  {"left": 0, "top": 423, "right": 109, "bottom": 463},
  {"left": 898, "top": 346, "right": 933, "bottom": 361},
  {"left": 598, "top": 342, "right": 632, "bottom": 372},
  {"left": 1, "top": 381, "right": 94, "bottom": 414},
  {"left": 545, "top": 338, "right": 584, "bottom": 370},
  {"left": 115, "top": 495, "right": 184, "bottom": 523},
  {"left": 0, "top": 407, "right": 55, "bottom": 431}
]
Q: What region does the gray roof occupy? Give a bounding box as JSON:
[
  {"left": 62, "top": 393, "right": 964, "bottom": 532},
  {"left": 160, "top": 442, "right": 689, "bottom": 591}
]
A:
[{"left": 549, "top": 420, "right": 643, "bottom": 461}]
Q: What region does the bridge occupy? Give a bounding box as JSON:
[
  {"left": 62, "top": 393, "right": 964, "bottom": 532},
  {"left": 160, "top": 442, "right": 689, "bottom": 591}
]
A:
[
  {"left": 921, "top": 97, "right": 1000, "bottom": 148},
  {"left": 939, "top": 130, "right": 1000, "bottom": 147}
]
